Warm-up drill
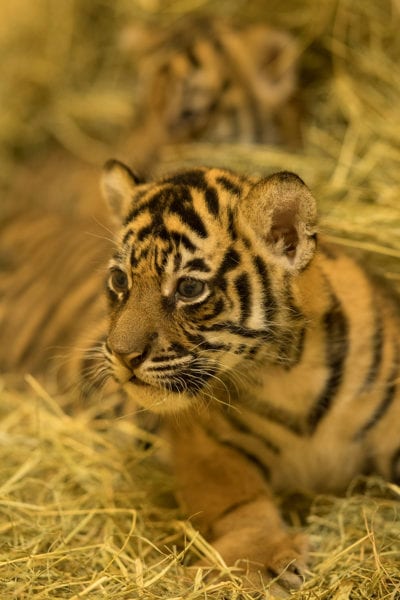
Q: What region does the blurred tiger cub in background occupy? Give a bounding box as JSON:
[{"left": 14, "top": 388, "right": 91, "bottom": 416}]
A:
[
  {"left": 3, "top": 16, "right": 301, "bottom": 220},
  {"left": 120, "top": 16, "right": 302, "bottom": 168}
]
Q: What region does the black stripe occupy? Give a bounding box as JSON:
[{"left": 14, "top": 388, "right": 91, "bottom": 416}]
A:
[
  {"left": 227, "top": 208, "right": 238, "bottom": 240},
  {"left": 154, "top": 246, "right": 163, "bottom": 276},
  {"left": 182, "top": 334, "right": 230, "bottom": 352},
  {"left": 283, "top": 272, "right": 304, "bottom": 322},
  {"left": 136, "top": 223, "right": 154, "bottom": 241},
  {"left": 215, "top": 248, "right": 240, "bottom": 291},
  {"left": 167, "top": 363, "right": 217, "bottom": 393},
  {"left": 123, "top": 190, "right": 158, "bottom": 224},
  {"left": 225, "top": 410, "right": 280, "bottom": 455},
  {"left": 173, "top": 252, "right": 182, "bottom": 272},
  {"left": 204, "top": 186, "right": 220, "bottom": 217},
  {"left": 201, "top": 297, "right": 225, "bottom": 320},
  {"left": 234, "top": 343, "right": 248, "bottom": 355},
  {"left": 164, "top": 170, "right": 207, "bottom": 189},
  {"left": 169, "top": 342, "right": 190, "bottom": 356},
  {"left": 253, "top": 256, "right": 277, "bottom": 323},
  {"left": 277, "top": 277, "right": 306, "bottom": 366},
  {"left": 169, "top": 201, "right": 208, "bottom": 238},
  {"left": 234, "top": 273, "right": 251, "bottom": 323},
  {"left": 122, "top": 230, "right": 133, "bottom": 244},
  {"left": 247, "top": 344, "right": 262, "bottom": 358},
  {"left": 185, "top": 258, "right": 210, "bottom": 272},
  {"left": 199, "top": 322, "right": 264, "bottom": 339},
  {"left": 290, "top": 326, "right": 306, "bottom": 367},
  {"left": 130, "top": 247, "right": 138, "bottom": 268},
  {"left": 242, "top": 394, "right": 304, "bottom": 436},
  {"left": 360, "top": 305, "right": 384, "bottom": 392},
  {"left": 170, "top": 232, "right": 197, "bottom": 252},
  {"left": 111, "top": 251, "right": 123, "bottom": 263},
  {"left": 221, "top": 441, "right": 271, "bottom": 480},
  {"left": 185, "top": 45, "right": 201, "bottom": 68},
  {"left": 184, "top": 331, "right": 206, "bottom": 345},
  {"left": 216, "top": 498, "right": 261, "bottom": 523},
  {"left": 197, "top": 341, "right": 231, "bottom": 352},
  {"left": 135, "top": 247, "right": 150, "bottom": 265},
  {"left": 216, "top": 175, "right": 242, "bottom": 197},
  {"left": 204, "top": 426, "right": 271, "bottom": 481},
  {"left": 307, "top": 294, "right": 349, "bottom": 433},
  {"left": 151, "top": 353, "right": 187, "bottom": 363},
  {"left": 390, "top": 446, "right": 400, "bottom": 484},
  {"left": 147, "top": 364, "right": 185, "bottom": 372},
  {"left": 355, "top": 343, "right": 399, "bottom": 441},
  {"left": 241, "top": 235, "right": 251, "bottom": 249}
]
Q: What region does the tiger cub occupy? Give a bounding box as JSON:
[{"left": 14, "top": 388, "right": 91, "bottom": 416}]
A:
[
  {"left": 2, "top": 162, "right": 400, "bottom": 592},
  {"left": 120, "top": 17, "right": 301, "bottom": 170},
  {"left": 98, "top": 161, "right": 400, "bottom": 591}
]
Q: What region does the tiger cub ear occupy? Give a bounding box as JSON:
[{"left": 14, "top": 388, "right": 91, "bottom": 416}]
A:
[
  {"left": 240, "top": 172, "right": 317, "bottom": 271},
  {"left": 101, "top": 159, "right": 141, "bottom": 221}
]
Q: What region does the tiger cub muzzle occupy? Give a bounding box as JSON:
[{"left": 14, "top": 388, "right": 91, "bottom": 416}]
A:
[{"left": 107, "top": 320, "right": 212, "bottom": 396}]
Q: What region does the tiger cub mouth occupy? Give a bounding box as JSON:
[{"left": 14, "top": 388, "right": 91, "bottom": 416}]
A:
[{"left": 129, "top": 374, "right": 151, "bottom": 387}]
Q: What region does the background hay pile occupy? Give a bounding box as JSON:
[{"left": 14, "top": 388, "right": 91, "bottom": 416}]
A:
[{"left": 1, "top": 0, "right": 400, "bottom": 598}]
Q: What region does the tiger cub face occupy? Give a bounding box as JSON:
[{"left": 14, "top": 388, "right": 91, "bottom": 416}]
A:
[{"left": 101, "top": 161, "right": 317, "bottom": 413}]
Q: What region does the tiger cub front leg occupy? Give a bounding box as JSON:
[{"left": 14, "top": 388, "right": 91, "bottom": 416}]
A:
[{"left": 168, "top": 421, "right": 307, "bottom": 593}]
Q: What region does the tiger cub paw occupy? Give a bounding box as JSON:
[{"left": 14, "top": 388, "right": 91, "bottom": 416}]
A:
[
  {"left": 259, "top": 532, "right": 308, "bottom": 594},
  {"left": 195, "top": 530, "right": 308, "bottom": 596}
]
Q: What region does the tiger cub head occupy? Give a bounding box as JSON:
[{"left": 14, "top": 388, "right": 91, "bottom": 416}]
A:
[{"left": 101, "top": 160, "right": 317, "bottom": 413}]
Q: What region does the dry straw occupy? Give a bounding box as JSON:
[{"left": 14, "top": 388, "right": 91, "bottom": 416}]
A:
[
  {"left": 1, "top": 0, "right": 400, "bottom": 598},
  {"left": 1, "top": 375, "right": 399, "bottom": 599}
]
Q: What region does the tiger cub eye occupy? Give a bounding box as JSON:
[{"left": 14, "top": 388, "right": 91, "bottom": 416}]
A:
[
  {"left": 177, "top": 278, "right": 205, "bottom": 300},
  {"left": 110, "top": 269, "right": 128, "bottom": 293}
]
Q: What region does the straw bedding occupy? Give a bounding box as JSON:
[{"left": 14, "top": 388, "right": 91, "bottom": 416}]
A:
[
  {"left": 1, "top": 0, "right": 400, "bottom": 598},
  {"left": 1, "top": 376, "right": 399, "bottom": 599}
]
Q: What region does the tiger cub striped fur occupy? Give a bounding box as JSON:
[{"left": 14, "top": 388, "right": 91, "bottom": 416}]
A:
[
  {"left": 2, "top": 162, "right": 400, "bottom": 592},
  {"left": 99, "top": 161, "right": 400, "bottom": 591},
  {"left": 121, "top": 17, "right": 301, "bottom": 170}
]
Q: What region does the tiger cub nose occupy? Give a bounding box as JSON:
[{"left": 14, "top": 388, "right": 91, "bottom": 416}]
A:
[
  {"left": 125, "top": 349, "right": 149, "bottom": 369},
  {"left": 111, "top": 347, "right": 150, "bottom": 370},
  {"left": 107, "top": 332, "right": 158, "bottom": 370}
]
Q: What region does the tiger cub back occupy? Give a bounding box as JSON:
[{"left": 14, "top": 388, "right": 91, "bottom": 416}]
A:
[{"left": 0, "top": 211, "right": 112, "bottom": 399}]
